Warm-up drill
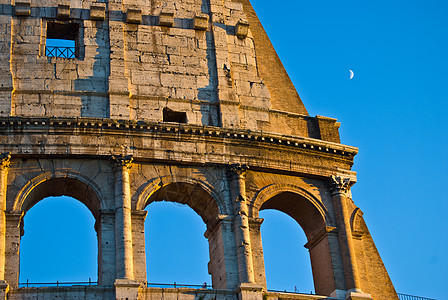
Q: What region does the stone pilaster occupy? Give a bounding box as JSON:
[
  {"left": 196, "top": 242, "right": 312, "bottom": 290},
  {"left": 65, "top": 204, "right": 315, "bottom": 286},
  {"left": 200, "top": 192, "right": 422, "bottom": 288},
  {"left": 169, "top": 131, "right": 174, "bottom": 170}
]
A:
[
  {"left": 248, "top": 217, "right": 266, "bottom": 288},
  {"left": 4, "top": 212, "right": 23, "bottom": 289},
  {"left": 114, "top": 279, "right": 141, "bottom": 300},
  {"left": 227, "top": 164, "right": 255, "bottom": 284},
  {"left": 0, "top": 280, "right": 8, "bottom": 300},
  {"left": 329, "top": 176, "right": 371, "bottom": 300},
  {"left": 131, "top": 210, "right": 147, "bottom": 282},
  {"left": 98, "top": 209, "right": 116, "bottom": 286},
  {"left": 0, "top": 154, "right": 10, "bottom": 295},
  {"left": 112, "top": 155, "right": 134, "bottom": 280},
  {"left": 0, "top": 153, "right": 10, "bottom": 283},
  {"left": 236, "top": 282, "right": 263, "bottom": 300}
]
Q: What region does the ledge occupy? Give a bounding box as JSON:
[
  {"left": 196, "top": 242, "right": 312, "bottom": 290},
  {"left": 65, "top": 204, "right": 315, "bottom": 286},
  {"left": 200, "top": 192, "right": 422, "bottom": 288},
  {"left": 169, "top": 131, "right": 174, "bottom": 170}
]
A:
[{"left": 0, "top": 117, "right": 358, "bottom": 157}]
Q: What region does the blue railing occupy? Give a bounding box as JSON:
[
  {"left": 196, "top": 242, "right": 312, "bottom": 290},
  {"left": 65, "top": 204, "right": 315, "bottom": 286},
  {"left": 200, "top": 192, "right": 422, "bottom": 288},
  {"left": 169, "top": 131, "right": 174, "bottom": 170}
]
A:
[
  {"left": 397, "top": 294, "right": 436, "bottom": 300},
  {"left": 45, "top": 46, "right": 76, "bottom": 58}
]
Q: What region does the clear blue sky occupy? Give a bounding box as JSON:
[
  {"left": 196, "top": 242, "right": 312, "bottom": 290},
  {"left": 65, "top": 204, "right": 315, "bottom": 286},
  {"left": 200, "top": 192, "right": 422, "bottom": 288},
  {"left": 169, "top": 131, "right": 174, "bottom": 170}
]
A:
[
  {"left": 251, "top": 0, "right": 448, "bottom": 298},
  {"left": 19, "top": 1, "right": 447, "bottom": 299}
]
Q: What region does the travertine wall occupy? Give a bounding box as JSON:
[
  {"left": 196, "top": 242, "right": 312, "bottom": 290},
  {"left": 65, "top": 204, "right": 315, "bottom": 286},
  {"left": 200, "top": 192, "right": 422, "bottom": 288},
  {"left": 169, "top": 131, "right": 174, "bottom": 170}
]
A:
[
  {"left": 0, "top": 0, "right": 343, "bottom": 140},
  {"left": 0, "top": 118, "right": 398, "bottom": 299}
]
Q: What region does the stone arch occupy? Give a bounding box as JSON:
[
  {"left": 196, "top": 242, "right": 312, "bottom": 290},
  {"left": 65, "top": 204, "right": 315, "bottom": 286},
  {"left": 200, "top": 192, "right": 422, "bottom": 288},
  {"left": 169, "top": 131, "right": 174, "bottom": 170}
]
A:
[
  {"left": 250, "top": 183, "right": 340, "bottom": 296},
  {"left": 135, "top": 175, "right": 232, "bottom": 289},
  {"left": 250, "top": 183, "right": 331, "bottom": 239},
  {"left": 6, "top": 170, "right": 105, "bottom": 287},
  {"left": 12, "top": 170, "right": 104, "bottom": 219},
  {"left": 135, "top": 175, "right": 225, "bottom": 225}
]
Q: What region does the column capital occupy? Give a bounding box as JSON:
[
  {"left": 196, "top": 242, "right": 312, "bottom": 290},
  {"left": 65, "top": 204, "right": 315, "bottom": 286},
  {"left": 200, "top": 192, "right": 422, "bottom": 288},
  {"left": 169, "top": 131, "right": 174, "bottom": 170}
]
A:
[
  {"left": 227, "top": 163, "right": 249, "bottom": 177},
  {"left": 0, "top": 153, "right": 11, "bottom": 170},
  {"left": 329, "top": 175, "right": 352, "bottom": 196},
  {"left": 111, "top": 154, "right": 133, "bottom": 170}
]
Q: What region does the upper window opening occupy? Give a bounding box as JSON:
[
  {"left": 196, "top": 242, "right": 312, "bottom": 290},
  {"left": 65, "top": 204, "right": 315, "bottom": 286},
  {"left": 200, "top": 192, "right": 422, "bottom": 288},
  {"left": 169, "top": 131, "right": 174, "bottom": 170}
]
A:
[
  {"left": 163, "top": 107, "right": 187, "bottom": 123},
  {"left": 46, "top": 21, "right": 79, "bottom": 58}
]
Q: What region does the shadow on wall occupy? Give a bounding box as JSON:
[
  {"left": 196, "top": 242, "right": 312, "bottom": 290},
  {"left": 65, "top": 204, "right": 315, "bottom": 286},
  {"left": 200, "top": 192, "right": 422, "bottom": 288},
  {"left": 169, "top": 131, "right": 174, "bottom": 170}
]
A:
[
  {"left": 197, "top": 0, "right": 220, "bottom": 127},
  {"left": 74, "top": 22, "right": 110, "bottom": 118}
]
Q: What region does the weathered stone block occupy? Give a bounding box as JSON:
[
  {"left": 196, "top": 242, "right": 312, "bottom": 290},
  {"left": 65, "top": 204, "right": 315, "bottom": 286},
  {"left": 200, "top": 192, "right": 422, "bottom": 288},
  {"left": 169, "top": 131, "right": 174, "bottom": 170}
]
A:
[
  {"left": 57, "top": 3, "right": 70, "bottom": 19},
  {"left": 90, "top": 3, "right": 106, "bottom": 21},
  {"left": 159, "top": 11, "right": 174, "bottom": 27},
  {"left": 193, "top": 13, "right": 209, "bottom": 31},
  {"left": 14, "top": 0, "right": 30, "bottom": 16},
  {"left": 126, "top": 8, "right": 142, "bottom": 24},
  {"left": 235, "top": 20, "right": 249, "bottom": 38},
  {"left": 346, "top": 291, "right": 373, "bottom": 300}
]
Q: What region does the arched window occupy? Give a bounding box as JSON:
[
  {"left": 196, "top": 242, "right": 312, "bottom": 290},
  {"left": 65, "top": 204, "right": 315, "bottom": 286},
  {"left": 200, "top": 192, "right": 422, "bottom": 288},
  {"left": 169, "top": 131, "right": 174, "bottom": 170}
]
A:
[
  {"left": 144, "top": 201, "right": 211, "bottom": 286},
  {"left": 20, "top": 196, "right": 97, "bottom": 284},
  {"left": 260, "top": 209, "right": 314, "bottom": 294}
]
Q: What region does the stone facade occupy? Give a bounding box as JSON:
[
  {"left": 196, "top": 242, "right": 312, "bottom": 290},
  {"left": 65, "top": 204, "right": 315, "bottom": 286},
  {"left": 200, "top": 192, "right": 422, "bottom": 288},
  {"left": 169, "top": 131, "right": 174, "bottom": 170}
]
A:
[{"left": 0, "top": 0, "right": 397, "bottom": 299}]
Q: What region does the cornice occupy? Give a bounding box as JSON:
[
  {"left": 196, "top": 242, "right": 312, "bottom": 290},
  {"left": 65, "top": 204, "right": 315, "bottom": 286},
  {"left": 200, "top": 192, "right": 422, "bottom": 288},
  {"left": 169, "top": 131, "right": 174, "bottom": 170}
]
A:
[{"left": 0, "top": 117, "right": 358, "bottom": 157}]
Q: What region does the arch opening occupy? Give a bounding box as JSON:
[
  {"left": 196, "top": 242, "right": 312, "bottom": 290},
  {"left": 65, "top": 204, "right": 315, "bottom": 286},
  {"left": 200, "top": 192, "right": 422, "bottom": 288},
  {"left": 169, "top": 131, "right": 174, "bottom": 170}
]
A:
[
  {"left": 143, "top": 182, "right": 220, "bottom": 225},
  {"left": 19, "top": 196, "right": 98, "bottom": 284},
  {"left": 258, "top": 191, "right": 335, "bottom": 296},
  {"left": 142, "top": 182, "right": 222, "bottom": 288},
  {"left": 259, "top": 209, "right": 314, "bottom": 294},
  {"left": 18, "top": 177, "right": 101, "bottom": 219},
  {"left": 260, "top": 192, "right": 327, "bottom": 240},
  {"left": 144, "top": 202, "right": 211, "bottom": 286},
  {"left": 12, "top": 176, "right": 103, "bottom": 287}
]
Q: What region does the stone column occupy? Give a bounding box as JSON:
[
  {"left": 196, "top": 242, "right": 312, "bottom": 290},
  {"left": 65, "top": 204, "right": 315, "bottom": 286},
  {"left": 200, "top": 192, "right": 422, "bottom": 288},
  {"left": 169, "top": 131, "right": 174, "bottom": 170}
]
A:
[
  {"left": 111, "top": 155, "right": 134, "bottom": 280},
  {"left": 0, "top": 153, "right": 10, "bottom": 295},
  {"left": 227, "top": 164, "right": 255, "bottom": 284},
  {"left": 329, "top": 176, "right": 371, "bottom": 300}
]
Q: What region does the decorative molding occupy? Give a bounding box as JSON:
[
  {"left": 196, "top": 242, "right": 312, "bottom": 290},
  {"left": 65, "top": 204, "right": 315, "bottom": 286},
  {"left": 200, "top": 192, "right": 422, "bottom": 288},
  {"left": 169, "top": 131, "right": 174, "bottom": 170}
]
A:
[
  {"left": 204, "top": 215, "right": 232, "bottom": 239},
  {"left": 111, "top": 154, "right": 133, "bottom": 170},
  {"left": 351, "top": 208, "right": 365, "bottom": 239},
  {"left": 0, "top": 117, "right": 357, "bottom": 158},
  {"left": 304, "top": 226, "right": 337, "bottom": 250},
  {"left": 329, "top": 175, "right": 352, "bottom": 196},
  {"left": 248, "top": 217, "right": 264, "bottom": 230},
  {"left": 0, "top": 153, "right": 11, "bottom": 170},
  {"left": 228, "top": 163, "right": 249, "bottom": 177}
]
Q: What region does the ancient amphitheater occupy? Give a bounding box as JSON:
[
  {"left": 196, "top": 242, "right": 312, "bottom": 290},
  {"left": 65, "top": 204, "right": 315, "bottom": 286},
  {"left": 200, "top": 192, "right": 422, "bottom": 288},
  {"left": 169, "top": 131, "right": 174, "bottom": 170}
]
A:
[{"left": 0, "top": 0, "right": 397, "bottom": 299}]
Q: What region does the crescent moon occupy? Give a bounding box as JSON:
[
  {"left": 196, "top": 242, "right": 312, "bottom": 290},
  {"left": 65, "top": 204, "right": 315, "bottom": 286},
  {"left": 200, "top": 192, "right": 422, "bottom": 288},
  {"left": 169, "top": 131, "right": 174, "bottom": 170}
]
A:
[{"left": 349, "top": 70, "right": 354, "bottom": 79}]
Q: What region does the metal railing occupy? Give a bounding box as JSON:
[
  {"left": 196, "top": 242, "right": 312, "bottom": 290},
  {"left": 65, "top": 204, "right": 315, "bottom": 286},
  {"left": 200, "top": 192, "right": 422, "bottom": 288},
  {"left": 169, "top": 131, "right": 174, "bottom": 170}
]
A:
[
  {"left": 398, "top": 294, "right": 437, "bottom": 300},
  {"left": 267, "top": 289, "right": 315, "bottom": 295},
  {"left": 17, "top": 282, "right": 437, "bottom": 300},
  {"left": 143, "top": 282, "right": 212, "bottom": 289},
  {"left": 18, "top": 280, "right": 213, "bottom": 289},
  {"left": 19, "top": 278, "right": 97, "bottom": 288},
  {"left": 45, "top": 46, "right": 76, "bottom": 58}
]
